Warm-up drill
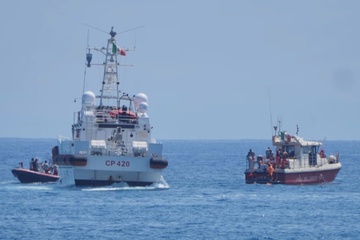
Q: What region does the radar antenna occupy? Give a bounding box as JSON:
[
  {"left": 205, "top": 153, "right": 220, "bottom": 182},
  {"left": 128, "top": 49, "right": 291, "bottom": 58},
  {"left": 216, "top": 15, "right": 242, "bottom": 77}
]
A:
[{"left": 110, "top": 26, "right": 116, "bottom": 38}]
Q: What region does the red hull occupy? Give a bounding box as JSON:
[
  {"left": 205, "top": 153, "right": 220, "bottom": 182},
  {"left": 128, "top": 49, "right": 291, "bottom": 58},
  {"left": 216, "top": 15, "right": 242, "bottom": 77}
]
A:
[
  {"left": 11, "top": 168, "right": 60, "bottom": 183},
  {"left": 245, "top": 167, "right": 341, "bottom": 185}
]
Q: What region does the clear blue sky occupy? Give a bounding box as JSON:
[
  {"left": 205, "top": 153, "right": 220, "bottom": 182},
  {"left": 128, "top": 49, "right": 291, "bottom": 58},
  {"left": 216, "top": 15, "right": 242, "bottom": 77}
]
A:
[{"left": 0, "top": 0, "right": 359, "bottom": 140}]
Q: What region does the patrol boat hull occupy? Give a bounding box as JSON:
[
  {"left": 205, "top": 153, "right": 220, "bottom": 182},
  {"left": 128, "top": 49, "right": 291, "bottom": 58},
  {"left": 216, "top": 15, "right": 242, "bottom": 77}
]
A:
[{"left": 56, "top": 155, "right": 166, "bottom": 187}]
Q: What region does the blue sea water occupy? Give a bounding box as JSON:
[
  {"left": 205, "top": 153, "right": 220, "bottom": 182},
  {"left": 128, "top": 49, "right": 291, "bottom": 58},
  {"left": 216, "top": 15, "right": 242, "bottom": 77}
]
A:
[{"left": 1, "top": 138, "right": 359, "bottom": 240}]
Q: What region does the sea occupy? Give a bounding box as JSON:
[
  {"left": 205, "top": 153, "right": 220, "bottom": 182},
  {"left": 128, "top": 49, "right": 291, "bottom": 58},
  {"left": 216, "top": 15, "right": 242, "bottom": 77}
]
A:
[{"left": 1, "top": 138, "right": 359, "bottom": 240}]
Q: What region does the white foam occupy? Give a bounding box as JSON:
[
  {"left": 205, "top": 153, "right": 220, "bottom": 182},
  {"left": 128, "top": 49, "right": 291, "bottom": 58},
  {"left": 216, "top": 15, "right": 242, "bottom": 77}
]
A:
[{"left": 81, "top": 177, "right": 170, "bottom": 192}]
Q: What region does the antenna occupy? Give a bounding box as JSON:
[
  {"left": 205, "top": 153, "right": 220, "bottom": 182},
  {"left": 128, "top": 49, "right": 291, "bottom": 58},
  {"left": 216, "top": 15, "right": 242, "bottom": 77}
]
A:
[
  {"left": 118, "top": 25, "right": 145, "bottom": 35},
  {"left": 296, "top": 124, "right": 299, "bottom": 135},
  {"left": 118, "top": 26, "right": 144, "bottom": 51},
  {"left": 81, "top": 23, "right": 144, "bottom": 36},
  {"left": 322, "top": 136, "right": 327, "bottom": 149},
  {"left": 82, "top": 29, "right": 90, "bottom": 94},
  {"left": 134, "top": 31, "right": 137, "bottom": 50},
  {"left": 81, "top": 23, "right": 108, "bottom": 34},
  {"left": 277, "top": 117, "right": 282, "bottom": 135},
  {"left": 268, "top": 87, "right": 274, "bottom": 136}
]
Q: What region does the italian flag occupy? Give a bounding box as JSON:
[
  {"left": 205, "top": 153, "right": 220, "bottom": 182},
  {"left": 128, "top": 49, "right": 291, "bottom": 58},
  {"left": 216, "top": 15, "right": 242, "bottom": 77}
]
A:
[{"left": 112, "top": 43, "right": 126, "bottom": 56}]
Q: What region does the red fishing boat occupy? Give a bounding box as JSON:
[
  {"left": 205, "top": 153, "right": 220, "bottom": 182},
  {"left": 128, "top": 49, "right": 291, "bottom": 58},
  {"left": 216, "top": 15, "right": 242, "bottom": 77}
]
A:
[
  {"left": 12, "top": 168, "right": 60, "bottom": 183},
  {"left": 244, "top": 124, "right": 341, "bottom": 185},
  {"left": 11, "top": 161, "right": 59, "bottom": 183}
]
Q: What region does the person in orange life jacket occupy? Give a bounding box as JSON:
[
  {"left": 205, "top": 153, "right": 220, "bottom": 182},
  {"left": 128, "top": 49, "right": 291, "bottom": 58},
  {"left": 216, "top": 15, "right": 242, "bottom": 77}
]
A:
[{"left": 267, "top": 163, "right": 274, "bottom": 177}]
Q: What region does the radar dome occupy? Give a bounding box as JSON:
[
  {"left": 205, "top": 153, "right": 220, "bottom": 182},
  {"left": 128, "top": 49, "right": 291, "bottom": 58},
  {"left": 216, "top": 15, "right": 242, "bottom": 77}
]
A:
[
  {"left": 82, "top": 91, "right": 96, "bottom": 107},
  {"left": 134, "top": 93, "right": 148, "bottom": 110},
  {"left": 138, "top": 102, "right": 148, "bottom": 113}
]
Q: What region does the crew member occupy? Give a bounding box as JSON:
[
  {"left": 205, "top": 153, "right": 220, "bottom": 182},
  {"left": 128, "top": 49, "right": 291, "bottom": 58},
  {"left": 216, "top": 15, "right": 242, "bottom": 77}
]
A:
[
  {"left": 319, "top": 149, "right": 326, "bottom": 158},
  {"left": 33, "top": 159, "right": 39, "bottom": 172},
  {"left": 42, "top": 161, "right": 50, "bottom": 173},
  {"left": 265, "top": 147, "right": 273, "bottom": 159},
  {"left": 281, "top": 158, "right": 287, "bottom": 169},
  {"left": 53, "top": 164, "right": 59, "bottom": 176},
  {"left": 257, "top": 155, "right": 263, "bottom": 168},
  {"left": 30, "top": 158, "right": 35, "bottom": 170},
  {"left": 267, "top": 163, "right": 274, "bottom": 177},
  {"left": 247, "top": 149, "right": 255, "bottom": 160}
]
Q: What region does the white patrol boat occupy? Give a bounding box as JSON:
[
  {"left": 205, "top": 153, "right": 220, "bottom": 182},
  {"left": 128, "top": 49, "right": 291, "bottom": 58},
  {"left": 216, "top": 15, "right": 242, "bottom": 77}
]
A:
[{"left": 52, "top": 27, "right": 168, "bottom": 187}]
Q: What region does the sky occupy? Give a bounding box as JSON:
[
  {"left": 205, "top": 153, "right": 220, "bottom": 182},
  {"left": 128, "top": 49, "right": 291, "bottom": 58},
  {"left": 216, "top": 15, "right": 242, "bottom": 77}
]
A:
[{"left": 0, "top": 0, "right": 359, "bottom": 140}]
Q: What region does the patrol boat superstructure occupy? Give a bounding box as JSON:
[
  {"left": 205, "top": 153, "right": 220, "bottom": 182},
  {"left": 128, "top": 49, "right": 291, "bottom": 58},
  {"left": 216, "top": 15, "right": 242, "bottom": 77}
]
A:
[{"left": 52, "top": 27, "right": 168, "bottom": 187}]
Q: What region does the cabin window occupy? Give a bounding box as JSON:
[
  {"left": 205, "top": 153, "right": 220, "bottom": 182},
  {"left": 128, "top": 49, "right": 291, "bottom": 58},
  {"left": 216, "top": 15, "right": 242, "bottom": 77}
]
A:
[
  {"left": 302, "top": 146, "right": 310, "bottom": 154},
  {"left": 283, "top": 146, "right": 295, "bottom": 158},
  {"left": 309, "top": 146, "right": 318, "bottom": 166}
]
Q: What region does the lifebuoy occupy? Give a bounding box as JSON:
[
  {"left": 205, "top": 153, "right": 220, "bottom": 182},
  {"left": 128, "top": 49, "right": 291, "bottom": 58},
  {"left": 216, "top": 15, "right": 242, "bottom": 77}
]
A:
[{"left": 110, "top": 109, "right": 136, "bottom": 119}]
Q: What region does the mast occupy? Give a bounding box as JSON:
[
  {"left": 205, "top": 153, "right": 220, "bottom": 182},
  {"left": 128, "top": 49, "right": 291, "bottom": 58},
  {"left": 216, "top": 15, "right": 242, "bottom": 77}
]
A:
[{"left": 100, "top": 27, "right": 120, "bottom": 107}]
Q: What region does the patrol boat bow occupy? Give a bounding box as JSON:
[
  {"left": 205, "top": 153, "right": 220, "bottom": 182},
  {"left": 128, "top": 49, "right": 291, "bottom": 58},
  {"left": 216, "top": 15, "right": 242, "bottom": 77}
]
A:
[{"left": 52, "top": 27, "right": 168, "bottom": 187}]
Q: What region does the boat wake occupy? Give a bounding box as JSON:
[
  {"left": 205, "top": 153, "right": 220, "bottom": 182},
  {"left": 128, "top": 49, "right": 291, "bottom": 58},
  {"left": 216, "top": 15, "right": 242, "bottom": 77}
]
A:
[
  {"left": 0, "top": 180, "right": 18, "bottom": 185},
  {"left": 81, "top": 176, "right": 170, "bottom": 191}
]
